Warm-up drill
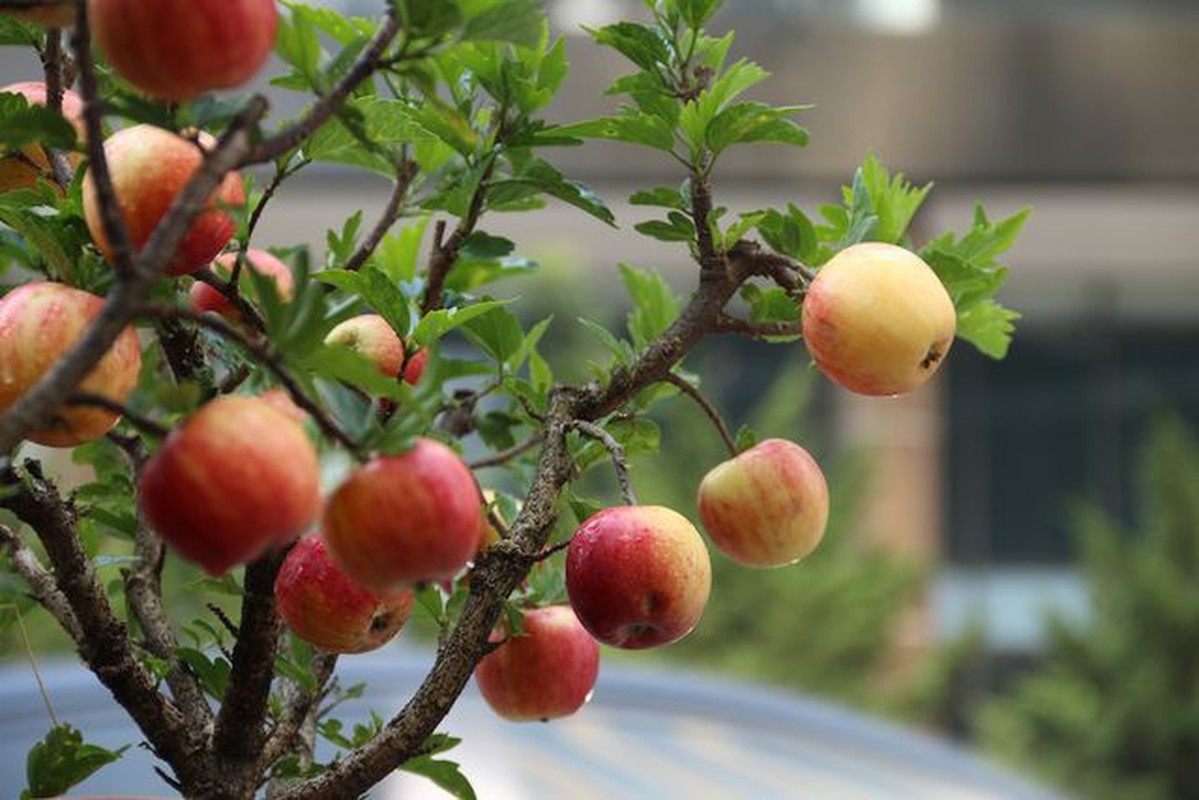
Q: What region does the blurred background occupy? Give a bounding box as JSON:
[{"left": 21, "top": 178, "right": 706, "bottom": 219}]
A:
[{"left": 2, "top": 1, "right": 1198, "bottom": 798}]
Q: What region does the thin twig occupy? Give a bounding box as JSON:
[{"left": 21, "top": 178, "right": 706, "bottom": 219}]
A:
[
  {"left": 467, "top": 434, "right": 543, "bottom": 470},
  {"left": 712, "top": 314, "right": 802, "bottom": 339},
  {"left": 569, "top": 419, "right": 636, "bottom": 506},
  {"left": 342, "top": 159, "right": 418, "bottom": 273},
  {"left": 661, "top": 372, "right": 737, "bottom": 457},
  {"left": 0, "top": 523, "right": 82, "bottom": 643},
  {"left": 67, "top": 392, "right": 170, "bottom": 439}
]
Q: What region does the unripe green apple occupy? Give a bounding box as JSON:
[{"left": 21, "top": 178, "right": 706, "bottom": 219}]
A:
[
  {"left": 324, "top": 314, "right": 426, "bottom": 386},
  {"left": 801, "top": 242, "right": 956, "bottom": 396},
  {"left": 322, "top": 438, "right": 483, "bottom": 591},
  {"left": 82, "top": 125, "right": 244, "bottom": 276},
  {"left": 90, "top": 0, "right": 278, "bottom": 102},
  {"left": 566, "top": 505, "right": 711, "bottom": 650},
  {"left": 275, "top": 535, "right": 415, "bottom": 654},
  {"left": 189, "top": 249, "right": 295, "bottom": 319},
  {"left": 0, "top": 81, "right": 84, "bottom": 194},
  {"left": 138, "top": 395, "right": 321, "bottom": 575},
  {"left": 0, "top": 282, "right": 141, "bottom": 447},
  {"left": 474, "top": 605, "right": 600, "bottom": 722},
  {"left": 697, "top": 438, "right": 829, "bottom": 568}
]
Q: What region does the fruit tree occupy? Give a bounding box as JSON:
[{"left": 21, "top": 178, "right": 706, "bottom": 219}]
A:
[{"left": 0, "top": 1, "right": 1027, "bottom": 797}]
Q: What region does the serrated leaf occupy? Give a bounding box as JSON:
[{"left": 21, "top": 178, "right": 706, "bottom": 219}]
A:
[
  {"left": 488, "top": 159, "right": 615, "bottom": 226},
  {"left": 461, "top": 0, "right": 544, "bottom": 47},
  {"left": 677, "top": 0, "right": 723, "bottom": 29},
  {"left": 460, "top": 306, "right": 524, "bottom": 364},
  {"left": 629, "top": 185, "right": 689, "bottom": 211},
  {"left": 300, "top": 345, "right": 405, "bottom": 398},
  {"left": 553, "top": 113, "right": 676, "bottom": 153},
  {"left": 707, "top": 102, "right": 809, "bottom": 155},
  {"left": 412, "top": 300, "right": 510, "bottom": 347},
  {"left": 634, "top": 214, "right": 694, "bottom": 243},
  {"left": 619, "top": 264, "right": 679, "bottom": 349},
  {"left": 957, "top": 300, "right": 1020, "bottom": 359},
  {"left": 857, "top": 152, "right": 932, "bottom": 245},
  {"left": 24, "top": 724, "right": 127, "bottom": 799},
  {"left": 588, "top": 21, "right": 670, "bottom": 71},
  {"left": 0, "top": 90, "right": 78, "bottom": 152}
]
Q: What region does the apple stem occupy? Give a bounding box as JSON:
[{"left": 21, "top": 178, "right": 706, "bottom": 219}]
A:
[
  {"left": 569, "top": 419, "right": 637, "bottom": 506},
  {"left": 661, "top": 372, "right": 738, "bottom": 457}
]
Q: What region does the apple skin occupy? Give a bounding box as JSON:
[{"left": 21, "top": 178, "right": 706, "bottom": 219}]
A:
[
  {"left": 0, "top": 81, "right": 84, "bottom": 193},
  {"left": 801, "top": 242, "right": 956, "bottom": 396},
  {"left": 475, "top": 605, "right": 600, "bottom": 722},
  {"left": 324, "top": 314, "right": 426, "bottom": 386},
  {"left": 566, "top": 505, "right": 711, "bottom": 650},
  {"left": 189, "top": 249, "right": 295, "bottom": 318},
  {"left": 323, "top": 438, "right": 483, "bottom": 591},
  {"left": 82, "top": 125, "right": 244, "bottom": 276},
  {"left": 697, "top": 438, "right": 829, "bottom": 568},
  {"left": 138, "top": 395, "right": 321, "bottom": 575},
  {"left": 257, "top": 388, "right": 308, "bottom": 424},
  {"left": 275, "top": 535, "right": 415, "bottom": 654},
  {"left": 90, "top": 0, "right": 278, "bottom": 102},
  {"left": 0, "top": 282, "right": 141, "bottom": 447}
]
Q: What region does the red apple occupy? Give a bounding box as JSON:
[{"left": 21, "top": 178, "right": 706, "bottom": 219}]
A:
[
  {"left": 189, "top": 249, "right": 295, "bottom": 318},
  {"left": 323, "top": 438, "right": 482, "bottom": 590},
  {"left": 275, "top": 535, "right": 415, "bottom": 654},
  {"left": 566, "top": 505, "right": 711, "bottom": 650},
  {"left": 475, "top": 605, "right": 600, "bottom": 722},
  {"left": 0, "top": 282, "right": 141, "bottom": 447},
  {"left": 90, "top": 0, "right": 278, "bottom": 102},
  {"left": 257, "top": 388, "right": 308, "bottom": 424},
  {"left": 697, "top": 438, "right": 829, "bottom": 568},
  {"left": 801, "top": 242, "right": 956, "bottom": 396},
  {"left": 82, "top": 124, "right": 245, "bottom": 276},
  {"left": 0, "top": 81, "right": 84, "bottom": 193},
  {"left": 324, "top": 314, "right": 426, "bottom": 386},
  {"left": 138, "top": 395, "right": 320, "bottom": 575}
]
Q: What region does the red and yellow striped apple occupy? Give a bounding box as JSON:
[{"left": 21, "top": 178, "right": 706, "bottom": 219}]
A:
[
  {"left": 697, "top": 438, "right": 829, "bottom": 568},
  {"left": 324, "top": 314, "right": 426, "bottom": 386},
  {"left": 566, "top": 505, "right": 711, "bottom": 650},
  {"left": 275, "top": 535, "right": 415, "bottom": 654},
  {"left": 90, "top": 0, "right": 278, "bottom": 102},
  {"left": 802, "top": 242, "right": 955, "bottom": 396},
  {"left": 138, "top": 395, "right": 320, "bottom": 575},
  {"left": 82, "top": 125, "right": 244, "bottom": 276},
  {"left": 323, "top": 438, "right": 482, "bottom": 591},
  {"left": 475, "top": 605, "right": 600, "bottom": 722},
  {"left": 0, "top": 282, "right": 141, "bottom": 447}
]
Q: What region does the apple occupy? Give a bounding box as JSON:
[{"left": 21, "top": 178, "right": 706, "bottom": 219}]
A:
[
  {"left": 90, "top": 0, "right": 278, "bottom": 102},
  {"left": 324, "top": 314, "right": 426, "bottom": 386},
  {"left": 474, "top": 605, "right": 600, "bottom": 722},
  {"left": 257, "top": 388, "right": 308, "bottom": 424},
  {"left": 323, "top": 438, "right": 483, "bottom": 591},
  {"left": 801, "top": 241, "right": 956, "bottom": 396},
  {"left": 275, "top": 535, "right": 415, "bottom": 654},
  {"left": 138, "top": 395, "right": 320, "bottom": 575},
  {"left": 697, "top": 438, "right": 829, "bottom": 568},
  {"left": 189, "top": 249, "right": 295, "bottom": 318},
  {"left": 566, "top": 505, "right": 711, "bottom": 650},
  {"left": 0, "top": 282, "right": 141, "bottom": 447},
  {"left": 82, "top": 124, "right": 245, "bottom": 276},
  {"left": 0, "top": 81, "right": 84, "bottom": 193}
]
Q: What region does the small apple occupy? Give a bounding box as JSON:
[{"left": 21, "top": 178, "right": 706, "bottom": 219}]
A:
[
  {"left": 189, "top": 249, "right": 294, "bottom": 319},
  {"left": 0, "top": 81, "right": 84, "bottom": 193},
  {"left": 801, "top": 242, "right": 956, "bottom": 396},
  {"left": 138, "top": 395, "right": 320, "bottom": 575},
  {"left": 323, "top": 438, "right": 483, "bottom": 590},
  {"left": 474, "top": 605, "right": 600, "bottom": 722},
  {"left": 82, "top": 124, "right": 244, "bottom": 276},
  {"left": 324, "top": 314, "right": 426, "bottom": 386},
  {"left": 566, "top": 505, "right": 711, "bottom": 650},
  {"left": 257, "top": 388, "right": 308, "bottom": 424},
  {"left": 90, "top": 0, "right": 278, "bottom": 101},
  {"left": 275, "top": 535, "right": 415, "bottom": 654},
  {"left": 0, "top": 282, "right": 141, "bottom": 447},
  {"left": 697, "top": 438, "right": 829, "bottom": 568}
]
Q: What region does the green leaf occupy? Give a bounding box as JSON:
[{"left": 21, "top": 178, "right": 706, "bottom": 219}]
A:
[
  {"left": 400, "top": 748, "right": 477, "bottom": 799},
  {"left": 300, "top": 345, "right": 406, "bottom": 399},
  {"left": 24, "top": 724, "right": 128, "bottom": 799},
  {"left": 634, "top": 211, "right": 694, "bottom": 243},
  {"left": 0, "top": 193, "right": 79, "bottom": 281},
  {"left": 553, "top": 112, "right": 676, "bottom": 153},
  {"left": 756, "top": 203, "right": 820, "bottom": 263},
  {"left": 707, "top": 102, "right": 809, "bottom": 155},
  {"left": 398, "top": 0, "right": 463, "bottom": 39},
  {"left": 588, "top": 21, "right": 671, "bottom": 71},
  {"left": 0, "top": 91, "right": 77, "bottom": 152},
  {"left": 740, "top": 283, "right": 800, "bottom": 335},
  {"left": 856, "top": 152, "right": 932, "bottom": 245},
  {"left": 921, "top": 206, "right": 1030, "bottom": 359},
  {"left": 411, "top": 299, "right": 510, "bottom": 347},
  {"left": 677, "top": 0, "right": 724, "bottom": 29},
  {"left": 373, "top": 216, "right": 431, "bottom": 283},
  {"left": 460, "top": 306, "right": 525, "bottom": 364},
  {"left": 619, "top": 264, "right": 680, "bottom": 349},
  {"left": 488, "top": 159, "right": 615, "bottom": 226},
  {"left": 460, "top": 0, "right": 545, "bottom": 47},
  {"left": 629, "top": 185, "right": 689, "bottom": 211}
]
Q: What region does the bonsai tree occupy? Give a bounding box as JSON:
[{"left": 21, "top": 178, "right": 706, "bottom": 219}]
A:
[{"left": 0, "top": 0, "right": 1026, "bottom": 797}]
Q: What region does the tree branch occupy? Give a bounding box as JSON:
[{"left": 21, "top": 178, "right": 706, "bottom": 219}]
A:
[
  {"left": 0, "top": 522, "right": 82, "bottom": 643},
  {"left": 570, "top": 419, "right": 636, "bottom": 505},
  {"left": 661, "top": 372, "right": 737, "bottom": 457},
  {"left": 342, "top": 159, "right": 418, "bottom": 274}
]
